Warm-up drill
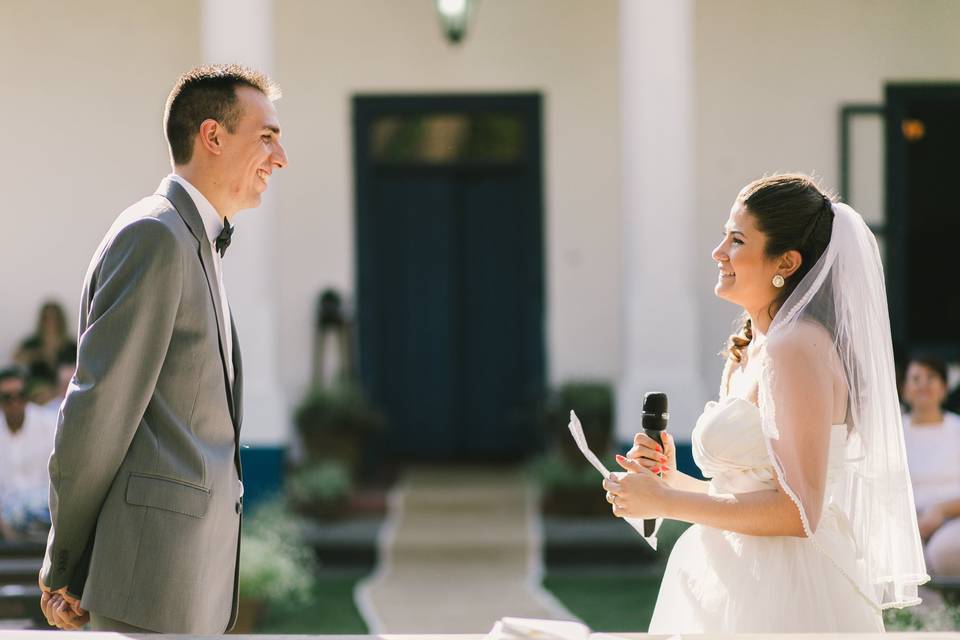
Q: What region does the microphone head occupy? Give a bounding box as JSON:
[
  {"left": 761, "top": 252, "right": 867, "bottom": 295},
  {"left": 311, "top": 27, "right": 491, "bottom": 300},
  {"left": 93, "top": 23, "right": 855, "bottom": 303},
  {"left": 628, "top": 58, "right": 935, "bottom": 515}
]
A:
[{"left": 641, "top": 391, "right": 669, "bottom": 431}]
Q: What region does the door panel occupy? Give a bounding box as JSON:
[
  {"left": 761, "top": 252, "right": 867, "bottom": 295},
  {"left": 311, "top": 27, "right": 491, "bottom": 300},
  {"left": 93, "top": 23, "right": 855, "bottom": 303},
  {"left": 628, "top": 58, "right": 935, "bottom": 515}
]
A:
[
  {"left": 886, "top": 85, "right": 960, "bottom": 357},
  {"left": 460, "top": 173, "right": 539, "bottom": 455},
  {"left": 903, "top": 102, "right": 960, "bottom": 343},
  {"left": 370, "top": 173, "right": 460, "bottom": 457},
  {"left": 355, "top": 95, "right": 544, "bottom": 460}
]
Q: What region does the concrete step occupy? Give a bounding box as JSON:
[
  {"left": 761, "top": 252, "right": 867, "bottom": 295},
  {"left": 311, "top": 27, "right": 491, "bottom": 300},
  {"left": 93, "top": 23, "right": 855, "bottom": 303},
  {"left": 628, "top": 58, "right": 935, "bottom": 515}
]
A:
[
  {"left": 0, "top": 558, "right": 42, "bottom": 584},
  {"left": 0, "top": 585, "right": 45, "bottom": 626},
  {"left": 0, "top": 543, "right": 44, "bottom": 560}
]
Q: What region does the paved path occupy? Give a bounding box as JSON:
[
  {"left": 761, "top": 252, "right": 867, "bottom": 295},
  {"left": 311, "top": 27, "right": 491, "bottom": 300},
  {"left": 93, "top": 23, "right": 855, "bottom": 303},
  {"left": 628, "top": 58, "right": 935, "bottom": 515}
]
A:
[{"left": 356, "top": 466, "right": 576, "bottom": 633}]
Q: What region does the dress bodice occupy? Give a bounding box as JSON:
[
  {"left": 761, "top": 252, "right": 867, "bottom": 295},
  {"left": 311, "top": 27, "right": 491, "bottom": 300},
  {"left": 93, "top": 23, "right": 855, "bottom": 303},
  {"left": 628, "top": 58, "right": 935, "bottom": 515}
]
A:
[
  {"left": 681, "top": 395, "right": 879, "bottom": 622},
  {"left": 692, "top": 396, "right": 848, "bottom": 497}
]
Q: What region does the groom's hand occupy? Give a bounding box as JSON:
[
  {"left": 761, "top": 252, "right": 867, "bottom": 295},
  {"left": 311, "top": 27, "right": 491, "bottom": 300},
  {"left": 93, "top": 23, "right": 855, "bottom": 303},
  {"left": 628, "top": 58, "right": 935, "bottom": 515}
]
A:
[
  {"left": 50, "top": 593, "right": 89, "bottom": 629},
  {"left": 39, "top": 577, "right": 89, "bottom": 629}
]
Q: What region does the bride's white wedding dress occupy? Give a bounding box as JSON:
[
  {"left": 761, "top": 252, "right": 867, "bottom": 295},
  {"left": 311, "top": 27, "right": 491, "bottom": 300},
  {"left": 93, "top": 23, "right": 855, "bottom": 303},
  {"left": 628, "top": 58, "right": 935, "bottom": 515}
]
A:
[
  {"left": 647, "top": 393, "right": 884, "bottom": 633},
  {"left": 645, "top": 201, "right": 928, "bottom": 632}
]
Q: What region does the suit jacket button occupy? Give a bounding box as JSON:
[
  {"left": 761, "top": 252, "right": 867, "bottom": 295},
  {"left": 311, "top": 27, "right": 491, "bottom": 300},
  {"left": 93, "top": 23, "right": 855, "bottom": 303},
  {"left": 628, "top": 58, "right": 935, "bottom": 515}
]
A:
[{"left": 235, "top": 500, "right": 242, "bottom": 514}]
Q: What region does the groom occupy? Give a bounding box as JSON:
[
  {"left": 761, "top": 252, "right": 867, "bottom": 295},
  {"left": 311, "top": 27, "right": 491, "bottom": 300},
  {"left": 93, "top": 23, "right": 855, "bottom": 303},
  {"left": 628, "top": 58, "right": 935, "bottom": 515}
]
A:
[{"left": 38, "top": 64, "right": 287, "bottom": 633}]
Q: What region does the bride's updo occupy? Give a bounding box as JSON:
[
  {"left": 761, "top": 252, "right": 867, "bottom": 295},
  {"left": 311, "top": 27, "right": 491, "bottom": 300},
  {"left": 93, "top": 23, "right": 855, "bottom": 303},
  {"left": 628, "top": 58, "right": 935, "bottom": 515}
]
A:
[{"left": 727, "top": 174, "right": 835, "bottom": 363}]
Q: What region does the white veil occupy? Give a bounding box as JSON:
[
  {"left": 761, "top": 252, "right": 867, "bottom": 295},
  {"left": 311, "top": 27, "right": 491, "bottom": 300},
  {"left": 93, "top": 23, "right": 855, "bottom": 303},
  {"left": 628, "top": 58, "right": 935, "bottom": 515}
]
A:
[{"left": 757, "top": 202, "right": 929, "bottom": 609}]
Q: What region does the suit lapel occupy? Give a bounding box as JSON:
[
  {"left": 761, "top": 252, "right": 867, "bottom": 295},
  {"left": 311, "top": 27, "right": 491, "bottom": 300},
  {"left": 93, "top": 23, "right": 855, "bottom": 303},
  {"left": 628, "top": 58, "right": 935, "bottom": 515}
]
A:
[
  {"left": 230, "top": 312, "right": 243, "bottom": 430},
  {"left": 157, "top": 178, "right": 237, "bottom": 425}
]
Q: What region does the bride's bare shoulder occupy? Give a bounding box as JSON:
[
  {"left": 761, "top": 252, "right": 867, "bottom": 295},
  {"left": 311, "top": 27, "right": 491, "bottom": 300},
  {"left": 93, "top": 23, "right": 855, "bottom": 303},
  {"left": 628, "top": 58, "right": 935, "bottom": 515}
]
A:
[{"left": 766, "top": 320, "right": 834, "bottom": 363}]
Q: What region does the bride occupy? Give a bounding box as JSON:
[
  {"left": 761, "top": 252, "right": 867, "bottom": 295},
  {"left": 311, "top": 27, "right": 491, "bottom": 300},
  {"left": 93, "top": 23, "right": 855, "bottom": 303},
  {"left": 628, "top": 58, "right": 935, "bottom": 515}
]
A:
[{"left": 603, "top": 174, "right": 928, "bottom": 632}]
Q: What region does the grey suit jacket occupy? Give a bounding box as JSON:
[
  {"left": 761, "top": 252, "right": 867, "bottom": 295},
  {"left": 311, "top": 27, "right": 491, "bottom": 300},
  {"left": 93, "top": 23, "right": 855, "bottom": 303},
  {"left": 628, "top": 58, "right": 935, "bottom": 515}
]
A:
[{"left": 41, "top": 178, "right": 245, "bottom": 634}]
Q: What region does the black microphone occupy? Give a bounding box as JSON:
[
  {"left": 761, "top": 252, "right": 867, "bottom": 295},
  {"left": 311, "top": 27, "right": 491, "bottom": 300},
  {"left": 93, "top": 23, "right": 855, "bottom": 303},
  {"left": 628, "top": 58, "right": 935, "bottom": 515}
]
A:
[{"left": 641, "top": 391, "right": 669, "bottom": 537}]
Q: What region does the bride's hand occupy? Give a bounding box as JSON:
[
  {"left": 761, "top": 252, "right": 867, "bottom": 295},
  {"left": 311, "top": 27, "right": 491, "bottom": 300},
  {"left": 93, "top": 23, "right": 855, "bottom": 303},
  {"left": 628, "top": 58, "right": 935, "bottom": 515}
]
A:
[
  {"left": 626, "top": 431, "right": 676, "bottom": 485},
  {"left": 601, "top": 455, "right": 670, "bottom": 519}
]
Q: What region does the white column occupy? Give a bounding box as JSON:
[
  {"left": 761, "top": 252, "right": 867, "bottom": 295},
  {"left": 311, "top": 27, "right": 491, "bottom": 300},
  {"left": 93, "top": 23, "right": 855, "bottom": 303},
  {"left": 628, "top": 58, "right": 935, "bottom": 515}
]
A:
[
  {"left": 203, "top": 0, "right": 288, "bottom": 446},
  {"left": 617, "top": 0, "right": 703, "bottom": 442}
]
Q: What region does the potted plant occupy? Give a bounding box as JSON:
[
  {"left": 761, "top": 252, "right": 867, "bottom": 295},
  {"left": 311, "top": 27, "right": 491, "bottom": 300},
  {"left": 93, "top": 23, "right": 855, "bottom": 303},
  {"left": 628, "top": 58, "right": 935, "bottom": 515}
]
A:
[
  {"left": 294, "top": 383, "right": 385, "bottom": 473},
  {"left": 541, "top": 381, "right": 614, "bottom": 464},
  {"left": 234, "top": 501, "right": 316, "bottom": 633},
  {"left": 286, "top": 459, "right": 353, "bottom": 520},
  {"left": 529, "top": 449, "right": 615, "bottom": 517}
]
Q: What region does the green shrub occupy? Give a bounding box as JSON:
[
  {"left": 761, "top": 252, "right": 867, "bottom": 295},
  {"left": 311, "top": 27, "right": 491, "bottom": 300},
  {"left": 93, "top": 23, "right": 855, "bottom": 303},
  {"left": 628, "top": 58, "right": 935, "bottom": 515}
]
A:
[
  {"left": 295, "top": 384, "right": 385, "bottom": 438},
  {"left": 541, "top": 381, "right": 614, "bottom": 456},
  {"left": 882, "top": 599, "right": 960, "bottom": 631},
  {"left": 529, "top": 449, "right": 615, "bottom": 490},
  {"left": 239, "top": 501, "right": 316, "bottom": 605},
  {"left": 295, "top": 384, "right": 385, "bottom": 469},
  {"left": 287, "top": 460, "right": 353, "bottom": 505}
]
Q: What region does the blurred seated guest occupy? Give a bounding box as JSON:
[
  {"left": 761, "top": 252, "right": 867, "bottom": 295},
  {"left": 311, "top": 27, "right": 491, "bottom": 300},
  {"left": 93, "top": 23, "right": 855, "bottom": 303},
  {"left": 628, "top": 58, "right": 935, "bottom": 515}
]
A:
[
  {"left": 25, "top": 362, "right": 58, "bottom": 410},
  {"left": 901, "top": 354, "right": 960, "bottom": 576},
  {"left": 14, "top": 301, "right": 76, "bottom": 372},
  {"left": 26, "top": 346, "right": 75, "bottom": 414},
  {"left": 0, "top": 366, "right": 56, "bottom": 541}
]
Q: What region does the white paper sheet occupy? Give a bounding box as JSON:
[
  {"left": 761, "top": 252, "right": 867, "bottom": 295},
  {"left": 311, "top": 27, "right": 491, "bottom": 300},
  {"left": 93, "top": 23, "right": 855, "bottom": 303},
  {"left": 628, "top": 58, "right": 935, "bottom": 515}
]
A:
[
  {"left": 567, "top": 410, "right": 662, "bottom": 549},
  {"left": 484, "top": 616, "right": 680, "bottom": 640},
  {"left": 485, "top": 617, "right": 590, "bottom": 640}
]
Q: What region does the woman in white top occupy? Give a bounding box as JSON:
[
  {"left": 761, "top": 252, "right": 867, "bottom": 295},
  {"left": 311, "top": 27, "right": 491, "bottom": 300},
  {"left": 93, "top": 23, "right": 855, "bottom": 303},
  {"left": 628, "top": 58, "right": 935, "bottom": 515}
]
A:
[
  {"left": 901, "top": 354, "right": 960, "bottom": 576},
  {"left": 603, "top": 174, "right": 928, "bottom": 632},
  {"left": 0, "top": 366, "right": 57, "bottom": 540}
]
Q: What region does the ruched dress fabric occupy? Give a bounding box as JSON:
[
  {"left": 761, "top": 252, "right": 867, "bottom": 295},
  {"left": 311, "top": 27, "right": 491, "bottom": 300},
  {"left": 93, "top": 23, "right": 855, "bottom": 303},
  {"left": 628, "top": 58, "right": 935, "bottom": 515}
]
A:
[{"left": 647, "top": 396, "right": 885, "bottom": 633}]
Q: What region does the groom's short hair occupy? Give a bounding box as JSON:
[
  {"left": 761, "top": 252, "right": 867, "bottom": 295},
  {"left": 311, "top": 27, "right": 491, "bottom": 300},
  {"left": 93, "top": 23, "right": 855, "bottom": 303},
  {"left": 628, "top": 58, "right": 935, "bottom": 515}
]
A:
[{"left": 164, "top": 64, "right": 281, "bottom": 165}]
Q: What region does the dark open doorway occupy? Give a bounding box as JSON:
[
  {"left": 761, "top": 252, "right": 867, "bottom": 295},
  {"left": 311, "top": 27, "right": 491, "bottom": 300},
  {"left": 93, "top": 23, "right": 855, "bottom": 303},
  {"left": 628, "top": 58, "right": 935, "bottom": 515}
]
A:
[
  {"left": 886, "top": 84, "right": 960, "bottom": 359},
  {"left": 353, "top": 94, "right": 545, "bottom": 461}
]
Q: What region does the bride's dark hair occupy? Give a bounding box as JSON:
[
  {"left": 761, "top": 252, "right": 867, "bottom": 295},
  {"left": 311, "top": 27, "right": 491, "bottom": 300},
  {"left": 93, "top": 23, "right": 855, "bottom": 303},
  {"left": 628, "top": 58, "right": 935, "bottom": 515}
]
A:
[{"left": 726, "top": 174, "right": 835, "bottom": 363}]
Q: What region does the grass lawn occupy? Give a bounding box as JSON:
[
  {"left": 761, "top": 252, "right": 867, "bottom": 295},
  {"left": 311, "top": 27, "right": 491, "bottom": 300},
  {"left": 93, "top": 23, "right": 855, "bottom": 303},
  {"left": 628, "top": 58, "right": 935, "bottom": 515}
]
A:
[
  {"left": 248, "top": 517, "right": 960, "bottom": 634},
  {"left": 545, "top": 571, "right": 960, "bottom": 633},
  {"left": 541, "top": 520, "right": 689, "bottom": 632},
  {"left": 543, "top": 570, "right": 661, "bottom": 632},
  {"left": 255, "top": 572, "right": 369, "bottom": 634},
  {"left": 254, "top": 569, "right": 662, "bottom": 634}
]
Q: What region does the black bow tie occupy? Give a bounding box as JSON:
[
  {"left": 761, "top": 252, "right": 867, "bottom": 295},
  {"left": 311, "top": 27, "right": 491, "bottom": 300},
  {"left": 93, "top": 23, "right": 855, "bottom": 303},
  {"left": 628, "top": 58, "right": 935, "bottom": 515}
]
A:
[{"left": 216, "top": 219, "right": 234, "bottom": 257}]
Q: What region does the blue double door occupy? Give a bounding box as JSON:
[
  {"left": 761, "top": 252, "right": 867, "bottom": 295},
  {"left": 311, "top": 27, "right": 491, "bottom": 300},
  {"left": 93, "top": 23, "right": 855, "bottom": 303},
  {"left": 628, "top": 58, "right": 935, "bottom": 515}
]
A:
[{"left": 354, "top": 95, "right": 545, "bottom": 460}]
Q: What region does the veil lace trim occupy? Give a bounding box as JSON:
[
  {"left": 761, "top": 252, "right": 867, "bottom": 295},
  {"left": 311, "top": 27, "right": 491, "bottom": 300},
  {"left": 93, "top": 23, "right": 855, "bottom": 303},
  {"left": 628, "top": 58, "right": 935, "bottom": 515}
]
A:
[
  {"left": 750, "top": 202, "right": 929, "bottom": 610},
  {"left": 757, "top": 348, "right": 901, "bottom": 613}
]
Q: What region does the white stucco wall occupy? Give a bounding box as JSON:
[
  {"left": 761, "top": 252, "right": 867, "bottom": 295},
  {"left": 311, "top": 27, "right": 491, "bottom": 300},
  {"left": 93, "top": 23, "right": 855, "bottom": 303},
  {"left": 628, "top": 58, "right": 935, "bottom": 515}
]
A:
[
  {"left": 1, "top": 0, "right": 201, "bottom": 363},
  {"left": 692, "top": 0, "right": 960, "bottom": 398},
  {"left": 1, "top": 0, "right": 621, "bottom": 441},
  {"left": 3, "top": 0, "right": 959, "bottom": 445},
  {"left": 272, "top": 0, "right": 623, "bottom": 410}
]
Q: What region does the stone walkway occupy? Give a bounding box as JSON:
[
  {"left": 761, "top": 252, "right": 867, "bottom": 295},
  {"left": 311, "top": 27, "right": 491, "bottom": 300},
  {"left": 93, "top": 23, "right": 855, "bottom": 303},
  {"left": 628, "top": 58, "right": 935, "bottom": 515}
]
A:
[{"left": 355, "top": 466, "right": 576, "bottom": 633}]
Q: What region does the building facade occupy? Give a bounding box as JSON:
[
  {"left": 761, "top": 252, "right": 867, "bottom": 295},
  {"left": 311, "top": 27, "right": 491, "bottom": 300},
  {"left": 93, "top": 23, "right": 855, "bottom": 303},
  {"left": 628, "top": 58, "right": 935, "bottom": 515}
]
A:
[{"left": 3, "top": 0, "right": 958, "bottom": 459}]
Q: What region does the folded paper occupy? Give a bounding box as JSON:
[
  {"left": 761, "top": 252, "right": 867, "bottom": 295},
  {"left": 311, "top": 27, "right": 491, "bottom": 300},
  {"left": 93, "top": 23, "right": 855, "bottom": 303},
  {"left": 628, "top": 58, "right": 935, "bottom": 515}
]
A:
[{"left": 567, "top": 410, "right": 662, "bottom": 549}]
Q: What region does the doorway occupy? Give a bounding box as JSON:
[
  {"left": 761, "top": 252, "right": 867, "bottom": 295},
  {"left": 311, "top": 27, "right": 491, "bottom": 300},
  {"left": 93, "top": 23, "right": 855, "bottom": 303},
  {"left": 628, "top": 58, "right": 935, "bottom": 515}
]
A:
[
  {"left": 353, "top": 94, "right": 545, "bottom": 460},
  {"left": 886, "top": 84, "right": 960, "bottom": 358}
]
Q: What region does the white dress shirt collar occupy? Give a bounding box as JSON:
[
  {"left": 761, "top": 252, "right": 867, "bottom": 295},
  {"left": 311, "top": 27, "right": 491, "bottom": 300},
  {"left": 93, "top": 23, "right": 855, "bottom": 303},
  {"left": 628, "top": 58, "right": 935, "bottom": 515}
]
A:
[{"left": 168, "top": 173, "right": 224, "bottom": 246}]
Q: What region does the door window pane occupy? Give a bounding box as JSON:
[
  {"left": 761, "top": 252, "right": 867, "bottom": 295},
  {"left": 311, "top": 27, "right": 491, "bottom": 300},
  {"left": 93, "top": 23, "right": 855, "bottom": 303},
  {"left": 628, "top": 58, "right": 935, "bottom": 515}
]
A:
[
  {"left": 370, "top": 112, "right": 524, "bottom": 164},
  {"left": 849, "top": 114, "right": 885, "bottom": 226}
]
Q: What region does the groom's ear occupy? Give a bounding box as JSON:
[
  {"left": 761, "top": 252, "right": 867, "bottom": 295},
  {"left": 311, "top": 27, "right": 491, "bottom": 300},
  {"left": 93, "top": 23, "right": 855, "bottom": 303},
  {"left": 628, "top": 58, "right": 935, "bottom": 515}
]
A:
[
  {"left": 779, "top": 250, "right": 802, "bottom": 278},
  {"left": 197, "top": 119, "right": 224, "bottom": 157}
]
